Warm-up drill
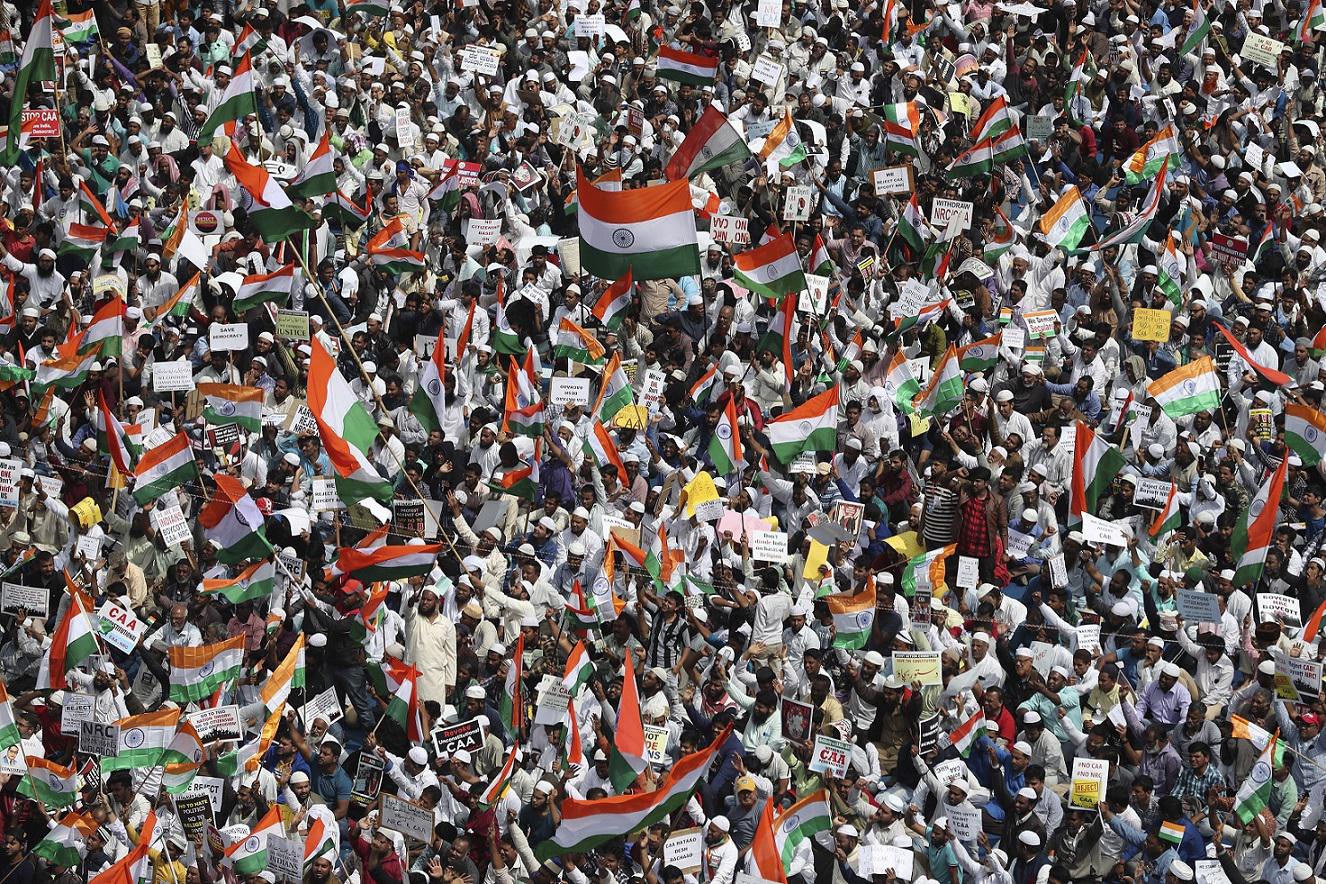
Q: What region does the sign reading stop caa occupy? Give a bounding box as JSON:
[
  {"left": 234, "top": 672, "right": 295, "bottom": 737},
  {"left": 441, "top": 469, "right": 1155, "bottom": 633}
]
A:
[{"left": 23, "top": 110, "right": 60, "bottom": 138}]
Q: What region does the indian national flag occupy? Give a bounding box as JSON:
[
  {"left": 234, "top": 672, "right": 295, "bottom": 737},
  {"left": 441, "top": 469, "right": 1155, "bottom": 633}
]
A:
[
  {"left": 733, "top": 231, "right": 806, "bottom": 300},
  {"left": 106, "top": 220, "right": 139, "bottom": 255},
  {"left": 1233, "top": 731, "right": 1278, "bottom": 823},
  {"left": 131, "top": 432, "right": 198, "bottom": 505},
  {"left": 970, "top": 95, "right": 1014, "bottom": 144},
  {"left": 584, "top": 421, "right": 628, "bottom": 481},
  {"left": 809, "top": 234, "right": 833, "bottom": 275},
  {"left": 261, "top": 636, "right": 307, "bottom": 710},
  {"left": 233, "top": 22, "right": 267, "bottom": 57},
  {"left": 101, "top": 709, "right": 180, "bottom": 772},
  {"left": 592, "top": 268, "right": 634, "bottom": 330},
  {"left": 577, "top": 167, "right": 699, "bottom": 281},
  {"left": 384, "top": 662, "right": 426, "bottom": 741},
  {"left": 58, "top": 223, "right": 108, "bottom": 260},
  {"left": 36, "top": 585, "right": 98, "bottom": 690},
  {"left": 592, "top": 351, "right": 635, "bottom": 424},
  {"left": 1231, "top": 458, "right": 1287, "bottom": 587},
  {"left": 565, "top": 168, "right": 621, "bottom": 216},
  {"left": 945, "top": 133, "right": 1004, "bottom": 178},
  {"left": 554, "top": 318, "right": 607, "bottom": 365},
  {"left": 957, "top": 333, "right": 1001, "bottom": 372},
  {"left": 216, "top": 704, "right": 284, "bottom": 777},
  {"left": 500, "top": 634, "right": 526, "bottom": 736},
  {"left": 199, "top": 53, "right": 257, "bottom": 143},
  {"left": 325, "top": 190, "right": 371, "bottom": 229},
  {"left": 950, "top": 707, "right": 987, "bottom": 757},
  {"left": 233, "top": 263, "right": 296, "bottom": 313},
  {"left": 478, "top": 742, "right": 521, "bottom": 810},
  {"left": 1286, "top": 403, "right": 1326, "bottom": 466},
  {"left": 430, "top": 161, "right": 464, "bottom": 213},
  {"left": 1213, "top": 322, "right": 1296, "bottom": 387},
  {"left": 913, "top": 346, "right": 964, "bottom": 418},
  {"left": 664, "top": 104, "right": 750, "bottom": 181},
  {"left": 1147, "top": 356, "right": 1221, "bottom": 419},
  {"left": 826, "top": 581, "right": 876, "bottom": 649},
  {"left": 690, "top": 365, "right": 721, "bottom": 407},
  {"left": 1158, "top": 233, "right": 1184, "bottom": 307},
  {"left": 168, "top": 635, "right": 246, "bottom": 703},
  {"left": 162, "top": 720, "right": 206, "bottom": 794},
  {"left": 98, "top": 389, "right": 137, "bottom": 475},
  {"left": 898, "top": 193, "right": 930, "bottom": 253},
  {"left": 288, "top": 128, "right": 336, "bottom": 198},
  {"left": 609, "top": 653, "right": 648, "bottom": 791},
  {"left": 199, "top": 383, "right": 264, "bottom": 431},
  {"left": 367, "top": 217, "right": 426, "bottom": 275},
  {"left": 91, "top": 812, "right": 158, "bottom": 884},
  {"left": 884, "top": 350, "right": 921, "bottom": 415},
  {"left": 149, "top": 272, "right": 199, "bottom": 329},
  {"left": 1069, "top": 421, "right": 1127, "bottom": 526},
  {"left": 767, "top": 385, "right": 838, "bottom": 462},
  {"left": 656, "top": 46, "right": 719, "bottom": 85},
  {"left": 1039, "top": 186, "right": 1091, "bottom": 251},
  {"left": 708, "top": 394, "right": 746, "bottom": 475},
  {"left": 756, "top": 109, "right": 809, "bottom": 169},
  {"left": 1300, "top": 0, "right": 1325, "bottom": 42},
  {"left": 303, "top": 817, "right": 338, "bottom": 869},
  {"left": 200, "top": 473, "right": 272, "bottom": 564},
  {"left": 0, "top": 684, "right": 17, "bottom": 754},
  {"left": 1179, "top": 0, "right": 1211, "bottom": 55},
  {"left": 536, "top": 725, "right": 733, "bottom": 860},
  {"left": 1124, "top": 124, "right": 1181, "bottom": 183},
  {"left": 223, "top": 143, "right": 313, "bottom": 242},
  {"left": 33, "top": 812, "right": 97, "bottom": 867},
  {"left": 307, "top": 337, "right": 394, "bottom": 504},
  {"left": 18, "top": 758, "right": 79, "bottom": 807},
  {"left": 1149, "top": 482, "right": 1182, "bottom": 538},
  {"left": 773, "top": 789, "right": 832, "bottom": 869},
  {"left": 32, "top": 345, "right": 97, "bottom": 391},
  {"left": 225, "top": 807, "right": 284, "bottom": 875},
  {"left": 756, "top": 294, "right": 796, "bottom": 382},
  {"left": 61, "top": 9, "right": 100, "bottom": 43},
  {"left": 562, "top": 640, "right": 596, "bottom": 696},
  {"left": 78, "top": 297, "right": 125, "bottom": 357},
  {"left": 2, "top": 0, "right": 55, "bottom": 163},
  {"left": 410, "top": 328, "right": 448, "bottom": 434},
  {"left": 332, "top": 541, "right": 443, "bottom": 582},
  {"left": 902, "top": 547, "right": 953, "bottom": 598},
  {"left": 749, "top": 797, "right": 789, "bottom": 884},
  {"left": 202, "top": 559, "right": 276, "bottom": 605},
  {"left": 883, "top": 102, "right": 921, "bottom": 157}
]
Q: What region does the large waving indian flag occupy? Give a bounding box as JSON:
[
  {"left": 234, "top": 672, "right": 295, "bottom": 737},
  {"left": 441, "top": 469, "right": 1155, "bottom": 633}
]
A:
[
  {"left": 577, "top": 167, "right": 699, "bottom": 281},
  {"left": 756, "top": 109, "right": 808, "bottom": 169},
  {"left": 592, "top": 268, "right": 634, "bottom": 330},
  {"left": 101, "top": 709, "right": 181, "bottom": 772},
  {"left": 1286, "top": 403, "right": 1326, "bottom": 466},
  {"left": 767, "top": 386, "right": 838, "bottom": 462},
  {"left": 749, "top": 797, "right": 789, "bottom": 884},
  {"left": 1069, "top": 421, "right": 1127, "bottom": 526},
  {"left": 1147, "top": 356, "right": 1221, "bottom": 419},
  {"left": 287, "top": 127, "right": 336, "bottom": 198},
  {"left": 1039, "top": 186, "right": 1091, "bottom": 251},
  {"left": 199, "top": 53, "right": 257, "bottom": 143},
  {"left": 168, "top": 635, "right": 246, "bottom": 703},
  {"left": 410, "top": 332, "right": 449, "bottom": 434},
  {"left": 132, "top": 432, "right": 198, "bottom": 505},
  {"left": 608, "top": 653, "right": 648, "bottom": 792},
  {"left": 232, "top": 264, "right": 296, "bottom": 314},
  {"left": 584, "top": 420, "right": 628, "bottom": 480},
  {"left": 79, "top": 297, "right": 125, "bottom": 356},
  {"left": 18, "top": 757, "right": 79, "bottom": 807},
  {"left": 224, "top": 143, "right": 313, "bottom": 242},
  {"left": 664, "top": 104, "right": 749, "bottom": 181},
  {"left": 1124, "top": 124, "right": 1181, "bottom": 183},
  {"left": 884, "top": 350, "right": 921, "bottom": 415},
  {"left": 2, "top": 0, "right": 55, "bottom": 163},
  {"left": 1231, "top": 458, "right": 1286, "bottom": 587},
  {"left": 773, "top": 789, "right": 832, "bottom": 867},
  {"left": 200, "top": 473, "right": 272, "bottom": 564},
  {"left": 307, "top": 337, "right": 394, "bottom": 504},
  {"left": 33, "top": 812, "right": 98, "bottom": 867},
  {"left": 826, "top": 581, "right": 876, "bottom": 648},
  {"left": 201, "top": 559, "right": 276, "bottom": 604},
  {"left": 161, "top": 720, "right": 206, "bottom": 794},
  {"left": 913, "top": 346, "right": 964, "bottom": 418},
  {"left": 330, "top": 542, "right": 444, "bottom": 581},
  {"left": 733, "top": 231, "right": 806, "bottom": 300},
  {"left": 536, "top": 726, "right": 733, "bottom": 860},
  {"left": 199, "top": 383, "right": 264, "bottom": 432},
  {"left": 36, "top": 587, "right": 98, "bottom": 690}
]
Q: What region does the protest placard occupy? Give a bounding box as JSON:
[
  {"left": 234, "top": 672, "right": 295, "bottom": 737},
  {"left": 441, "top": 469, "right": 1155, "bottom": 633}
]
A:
[
  {"left": 1070, "top": 757, "right": 1110, "bottom": 808},
  {"left": 891, "top": 651, "right": 942, "bottom": 686},
  {"left": 809, "top": 734, "right": 853, "bottom": 776},
  {"left": 97, "top": 601, "right": 146, "bottom": 654},
  {"left": 380, "top": 794, "right": 434, "bottom": 841},
  {"left": 0, "top": 583, "right": 47, "bottom": 617},
  {"left": 209, "top": 323, "right": 249, "bottom": 351}
]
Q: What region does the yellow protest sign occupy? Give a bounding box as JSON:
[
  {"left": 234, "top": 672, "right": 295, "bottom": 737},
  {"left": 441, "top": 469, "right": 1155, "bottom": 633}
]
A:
[
  {"left": 948, "top": 92, "right": 976, "bottom": 118},
  {"left": 612, "top": 404, "right": 649, "bottom": 430},
  {"left": 1132, "top": 307, "right": 1173, "bottom": 342},
  {"left": 884, "top": 530, "right": 925, "bottom": 561},
  {"left": 684, "top": 471, "right": 720, "bottom": 517},
  {"left": 71, "top": 498, "right": 102, "bottom": 528},
  {"left": 802, "top": 540, "right": 830, "bottom": 580},
  {"left": 1069, "top": 758, "right": 1110, "bottom": 809}
]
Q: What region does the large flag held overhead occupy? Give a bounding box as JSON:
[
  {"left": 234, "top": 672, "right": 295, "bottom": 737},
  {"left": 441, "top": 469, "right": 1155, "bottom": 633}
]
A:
[
  {"left": 1231, "top": 458, "right": 1287, "bottom": 587},
  {"left": 535, "top": 726, "right": 733, "bottom": 860},
  {"left": 2, "top": 0, "right": 55, "bottom": 163},
  {"left": 131, "top": 432, "right": 198, "bottom": 505},
  {"left": 772, "top": 790, "right": 832, "bottom": 868},
  {"left": 1039, "top": 186, "right": 1092, "bottom": 251},
  {"left": 18, "top": 758, "right": 79, "bottom": 807},
  {"left": 577, "top": 168, "right": 699, "bottom": 281},
  {"left": 756, "top": 109, "right": 809, "bottom": 169},
  {"left": 656, "top": 46, "right": 719, "bottom": 84},
  {"left": 168, "top": 636, "right": 245, "bottom": 703},
  {"left": 201, "top": 559, "right": 276, "bottom": 605},
  {"left": 223, "top": 143, "right": 314, "bottom": 242},
  {"left": 1124, "top": 124, "right": 1182, "bottom": 183},
  {"left": 36, "top": 583, "right": 98, "bottom": 690},
  {"left": 200, "top": 474, "right": 272, "bottom": 564},
  {"left": 287, "top": 127, "right": 337, "bottom": 198},
  {"left": 591, "top": 351, "right": 635, "bottom": 424},
  {"left": 664, "top": 105, "right": 750, "bottom": 181},
  {"left": 1286, "top": 403, "right": 1326, "bottom": 466},
  {"left": 101, "top": 709, "right": 180, "bottom": 772},
  {"left": 1147, "top": 356, "right": 1221, "bottom": 419},
  {"left": 198, "top": 383, "right": 265, "bottom": 431},
  {"left": 1213, "top": 322, "right": 1296, "bottom": 388},
  {"left": 766, "top": 386, "right": 839, "bottom": 462},
  {"left": 825, "top": 580, "right": 876, "bottom": 648},
  {"left": 199, "top": 53, "right": 257, "bottom": 142},
  {"left": 608, "top": 653, "right": 648, "bottom": 792},
  {"left": 732, "top": 232, "right": 806, "bottom": 300},
  {"left": 1069, "top": 421, "right": 1127, "bottom": 526},
  {"left": 307, "top": 337, "right": 395, "bottom": 504},
  {"left": 330, "top": 542, "right": 445, "bottom": 582}
]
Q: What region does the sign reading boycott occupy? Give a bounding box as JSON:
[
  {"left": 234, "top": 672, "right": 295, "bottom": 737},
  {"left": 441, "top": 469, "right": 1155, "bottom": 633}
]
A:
[{"left": 430, "top": 717, "right": 485, "bottom": 757}]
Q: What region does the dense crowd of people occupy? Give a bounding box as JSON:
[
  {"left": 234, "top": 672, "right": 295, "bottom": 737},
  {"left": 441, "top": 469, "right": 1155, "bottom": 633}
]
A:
[{"left": 0, "top": 1, "right": 1325, "bottom": 884}]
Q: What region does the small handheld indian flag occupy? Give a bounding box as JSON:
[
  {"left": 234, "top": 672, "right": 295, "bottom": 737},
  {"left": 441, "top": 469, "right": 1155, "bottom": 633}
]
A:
[
  {"left": 825, "top": 580, "right": 876, "bottom": 649},
  {"left": 1231, "top": 458, "right": 1287, "bottom": 588},
  {"left": 1233, "top": 731, "right": 1278, "bottom": 823},
  {"left": 592, "top": 268, "right": 634, "bottom": 330},
  {"left": 200, "top": 473, "right": 272, "bottom": 564},
  {"left": 131, "top": 432, "right": 198, "bottom": 505},
  {"left": 1286, "top": 403, "right": 1326, "bottom": 467},
  {"left": 18, "top": 757, "right": 79, "bottom": 807},
  {"left": 765, "top": 385, "right": 839, "bottom": 462},
  {"left": 1148, "top": 482, "right": 1181, "bottom": 538},
  {"left": 656, "top": 45, "right": 718, "bottom": 85},
  {"left": 708, "top": 394, "right": 747, "bottom": 476},
  {"left": 33, "top": 811, "right": 97, "bottom": 866},
  {"left": 202, "top": 559, "right": 277, "bottom": 605},
  {"left": 609, "top": 652, "right": 648, "bottom": 791},
  {"left": 1038, "top": 186, "right": 1091, "bottom": 251},
  {"left": 772, "top": 789, "right": 832, "bottom": 867},
  {"left": 198, "top": 383, "right": 264, "bottom": 432},
  {"left": 225, "top": 807, "right": 285, "bottom": 874}
]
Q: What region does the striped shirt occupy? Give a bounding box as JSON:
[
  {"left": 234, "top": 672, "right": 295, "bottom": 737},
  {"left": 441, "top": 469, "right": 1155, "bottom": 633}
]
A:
[{"left": 922, "top": 481, "right": 957, "bottom": 544}]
